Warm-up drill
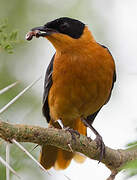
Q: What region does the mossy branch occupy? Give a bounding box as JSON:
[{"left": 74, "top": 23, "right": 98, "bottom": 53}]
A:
[{"left": 0, "top": 121, "right": 137, "bottom": 179}]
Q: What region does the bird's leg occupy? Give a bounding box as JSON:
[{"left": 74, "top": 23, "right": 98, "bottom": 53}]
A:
[
  {"left": 56, "top": 119, "right": 64, "bottom": 129},
  {"left": 81, "top": 118, "right": 105, "bottom": 162}
]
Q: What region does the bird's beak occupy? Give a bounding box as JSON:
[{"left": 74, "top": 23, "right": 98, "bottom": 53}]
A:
[
  {"left": 31, "top": 26, "right": 58, "bottom": 37},
  {"left": 26, "top": 25, "right": 58, "bottom": 41}
]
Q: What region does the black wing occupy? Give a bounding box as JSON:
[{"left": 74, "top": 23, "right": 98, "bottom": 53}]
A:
[
  {"left": 86, "top": 44, "right": 116, "bottom": 124},
  {"left": 42, "top": 54, "right": 55, "bottom": 123},
  {"left": 100, "top": 44, "right": 116, "bottom": 104}
]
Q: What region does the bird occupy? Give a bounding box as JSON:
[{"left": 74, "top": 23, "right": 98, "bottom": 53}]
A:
[{"left": 26, "top": 17, "right": 116, "bottom": 170}]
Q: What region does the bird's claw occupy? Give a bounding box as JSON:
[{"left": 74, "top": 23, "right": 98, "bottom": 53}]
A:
[
  {"left": 65, "top": 127, "right": 80, "bottom": 141},
  {"left": 94, "top": 135, "right": 105, "bottom": 163}
]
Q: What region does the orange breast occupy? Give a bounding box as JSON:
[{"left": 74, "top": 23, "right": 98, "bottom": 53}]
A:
[{"left": 48, "top": 43, "right": 115, "bottom": 126}]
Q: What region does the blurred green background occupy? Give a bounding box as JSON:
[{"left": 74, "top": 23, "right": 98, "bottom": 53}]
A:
[{"left": 0, "top": 0, "right": 137, "bottom": 179}]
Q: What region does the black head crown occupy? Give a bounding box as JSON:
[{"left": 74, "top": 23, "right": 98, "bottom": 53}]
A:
[{"left": 44, "top": 17, "right": 85, "bottom": 39}]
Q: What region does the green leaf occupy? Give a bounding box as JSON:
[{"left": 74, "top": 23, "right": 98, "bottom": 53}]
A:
[
  {"left": 127, "top": 141, "right": 137, "bottom": 147},
  {"left": 4, "top": 44, "right": 12, "bottom": 50},
  {"left": 9, "top": 31, "right": 18, "bottom": 41},
  {"left": 0, "top": 19, "right": 19, "bottom": 54}
]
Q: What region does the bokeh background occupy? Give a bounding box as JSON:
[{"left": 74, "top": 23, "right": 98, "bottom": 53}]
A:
[{"left": 0, "top": 0, "right": 137, "bottom": 179}]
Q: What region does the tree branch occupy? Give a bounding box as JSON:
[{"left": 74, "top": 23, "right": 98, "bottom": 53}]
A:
[{"left": 0, "top": 121, "right": 137, "bottom": 179}]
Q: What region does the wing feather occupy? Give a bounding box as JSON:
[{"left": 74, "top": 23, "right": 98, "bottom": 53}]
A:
[{"left": 42, "top": 54, "right": 55, "bottom": 123}]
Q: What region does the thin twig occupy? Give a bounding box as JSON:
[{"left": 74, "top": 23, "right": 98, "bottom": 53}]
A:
[
  {"left": 64, "top": 174, "right": 72, "bottom": 180},
  {"left": 30, "top": 145, "right": 71, "bottom": 180},
  {"left": 0, "top": 76, "right": 41, "bottom": 114},
  {"left": 68, "top": 143, "right": 73, "bottom": 152},
  {"left": 0, "top": 156, "right": 21, "bottom": 179},
  {"left": 6, "top": 143, "right": 10, "bottom": 180},
  {"left": 30, "top": 144, "right": 39, "bottom": 153},
  {"left": 0, "top": 81, "right": 19, "bottom": 95},
  {"left": 106, "top": 171, "right": 118, "bottom": 180},
  {"left": 12, "top": 139, "right": 50, "bottom": 175}
]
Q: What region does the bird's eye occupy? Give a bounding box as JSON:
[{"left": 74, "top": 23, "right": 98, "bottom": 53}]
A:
[{"left": 60, "top": 22, "right": 69, "bottom": 31}]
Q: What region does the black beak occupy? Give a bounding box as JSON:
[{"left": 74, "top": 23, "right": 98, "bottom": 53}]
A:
[
  {"left": 26, "top": 25, "right": 58, "bottom": 41},
  {"left": 31, "top": 26, "right": 47, "bottom": 32},
  {"left": 31, "top": 26, "right": 58, "bottom": 37}
]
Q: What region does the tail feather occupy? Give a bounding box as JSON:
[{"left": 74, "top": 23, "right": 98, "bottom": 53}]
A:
[
  {"left": 73, "top": 118, "right": 87, "bottom": 163},
  {"left": 40, "top": 118, "right": 86, "bottom": 170},
  {"left": 40, "top": 145, "right": 58, "bottom": 170},
  {"left": 55, "top": 150, "right": 73, "bottom": 170}
]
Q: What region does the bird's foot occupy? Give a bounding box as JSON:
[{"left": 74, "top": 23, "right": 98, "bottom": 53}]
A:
[
  {"left": 94, "top": 134, "right": 105, "bottom": 163},
  {"left": 65, "top": 127, "right": 80, "bottom": 141},
  {"left": 64, "top": 127, "right": 80, "bottom": 152}
]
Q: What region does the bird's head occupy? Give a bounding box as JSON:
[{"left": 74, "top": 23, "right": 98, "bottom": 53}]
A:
[{"left": 27, "top": 17, "right": 95, "bottom": 52}]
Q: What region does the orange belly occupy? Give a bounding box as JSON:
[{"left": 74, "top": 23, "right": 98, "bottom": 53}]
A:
[{"left": 48, "top": 48, "right": 114, "bottom": 126}]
